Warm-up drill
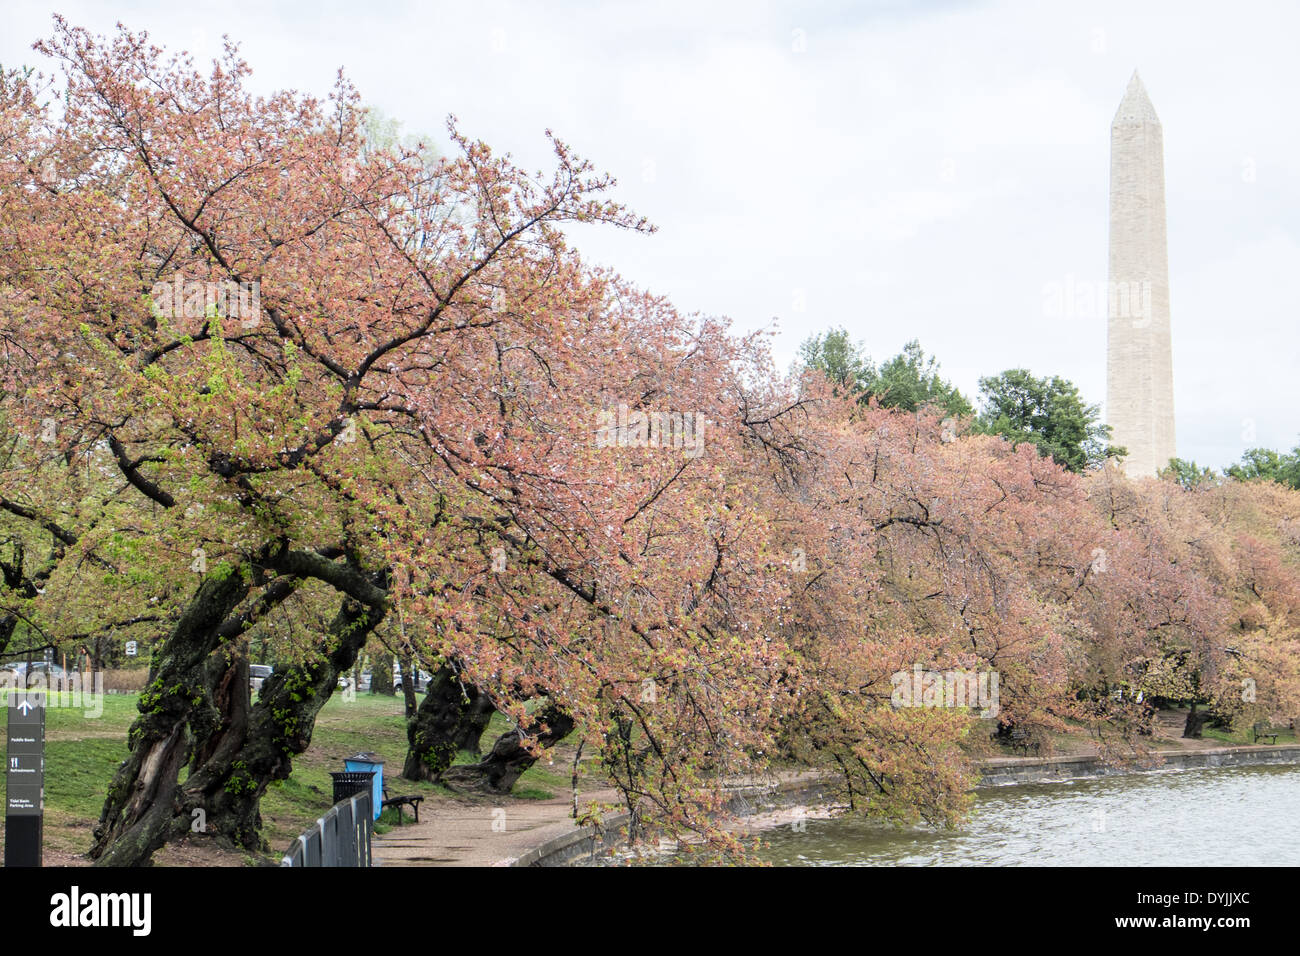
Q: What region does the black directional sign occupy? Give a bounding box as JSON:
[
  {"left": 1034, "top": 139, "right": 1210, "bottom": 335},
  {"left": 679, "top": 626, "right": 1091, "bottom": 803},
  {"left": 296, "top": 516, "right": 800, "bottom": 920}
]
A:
[{"left": 5, "top": 690, "right": 44, "bottom": 866}]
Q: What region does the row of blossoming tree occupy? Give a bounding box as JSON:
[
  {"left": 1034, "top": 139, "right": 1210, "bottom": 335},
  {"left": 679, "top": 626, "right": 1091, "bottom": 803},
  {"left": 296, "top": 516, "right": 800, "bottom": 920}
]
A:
[{"left": 1, "top": 19, "right": 1297, "bottom": 865}]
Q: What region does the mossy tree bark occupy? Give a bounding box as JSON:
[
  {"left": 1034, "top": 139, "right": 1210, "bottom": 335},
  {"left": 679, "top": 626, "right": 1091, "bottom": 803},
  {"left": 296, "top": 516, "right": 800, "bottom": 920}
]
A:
[
  {"left": 92, "top": 547, "right": 387, "bottom": 866},
  {"left": 90, "top": 564, "right": 274, "bottom": 865},
  {"left": 440, "top": 702, "right": 573, "bottom": 794},
  {"left": 174, "top": 588, "right": 387, "bottom": 851},
  {"left": 401, "top": 663, "right": 495, "bottom": 781}
]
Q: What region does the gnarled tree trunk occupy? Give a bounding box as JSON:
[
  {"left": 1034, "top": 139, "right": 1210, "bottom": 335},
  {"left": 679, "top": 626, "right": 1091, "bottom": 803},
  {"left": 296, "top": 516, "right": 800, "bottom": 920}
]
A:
[
  {"left": 93, "top": 548, "right": 388, "bottom": 865},
  {"left": 174, "top": 592, "right": 386, "bottom": 851},
  {"left": 401, "top": 663, "right": 494, "bottom": 781},
  {"left": 441, "top": 702, "right": 573, "bottom": 794},
  {"left": 90, "top": 567, "right": 258, "bottom": 865}
]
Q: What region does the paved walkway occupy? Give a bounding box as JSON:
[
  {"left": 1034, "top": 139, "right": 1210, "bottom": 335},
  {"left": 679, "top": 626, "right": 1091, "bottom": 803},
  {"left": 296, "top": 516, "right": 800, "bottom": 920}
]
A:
[
  {"left": 372, "top": 771, "right": 830, "bottom": 867},
  {"left": 373, "top": 787, "right": 620, "bottom": 867}
]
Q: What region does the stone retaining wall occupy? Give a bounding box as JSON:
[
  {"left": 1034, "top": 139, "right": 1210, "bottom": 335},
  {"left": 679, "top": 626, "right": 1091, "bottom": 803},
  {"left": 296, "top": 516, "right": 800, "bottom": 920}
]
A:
[{"left": 978, "top": 744, "right": 1300, "bottom": 787}]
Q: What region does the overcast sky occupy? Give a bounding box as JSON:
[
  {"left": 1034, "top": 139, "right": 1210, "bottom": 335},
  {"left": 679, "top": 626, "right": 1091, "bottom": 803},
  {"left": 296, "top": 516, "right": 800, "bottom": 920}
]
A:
[{"left": 4, "top": 1, "right": 1298, "bottom": 469}]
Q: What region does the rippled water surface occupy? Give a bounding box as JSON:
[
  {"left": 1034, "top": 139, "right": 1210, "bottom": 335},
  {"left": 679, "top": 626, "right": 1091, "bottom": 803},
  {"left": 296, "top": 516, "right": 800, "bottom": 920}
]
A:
[{"left": 758, "top": 764, "right": 1300, "bottom": 866}]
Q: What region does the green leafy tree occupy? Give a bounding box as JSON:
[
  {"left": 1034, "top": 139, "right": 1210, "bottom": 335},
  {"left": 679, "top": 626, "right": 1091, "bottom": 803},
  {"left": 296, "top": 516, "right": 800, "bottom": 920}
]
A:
[
  {"left": 1159, "top": 458, "right": 1219, "bottom": 490},
  {"left": 975, "top": 369, "right": 1120, "bottom": 473},
  {"left": 796, "top": 331, "right": 971, "bottom": 416},
  {"left": 1226, "top": 445, "right": 1300, "bottom": 490},
  {"left": 870, "top": 340, "right": 972, "bottom": 416},
  {"left": 796, "top": 326, "right": 873, "bottom": 396}
]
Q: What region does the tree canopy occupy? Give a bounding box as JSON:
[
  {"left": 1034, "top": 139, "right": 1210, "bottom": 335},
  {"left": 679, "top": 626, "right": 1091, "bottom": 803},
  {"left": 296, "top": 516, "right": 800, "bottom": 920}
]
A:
[
  {"left": 1227, "top": 445, "right": 1300, "bottom": 490},
  {"left": 796, "top": 330, "right": 971, "bottom": 416},
  {"left": 975, "top": 368, "right": 1122, "bottom": 473},
  {"left": 1160, "top": 458, "right": 1219, "bottom": 490}
]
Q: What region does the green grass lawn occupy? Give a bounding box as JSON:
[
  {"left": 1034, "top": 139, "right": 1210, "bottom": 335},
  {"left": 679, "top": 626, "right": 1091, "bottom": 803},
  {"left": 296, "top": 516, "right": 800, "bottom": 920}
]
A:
[
  {"left": 1201, "top": 724, "right": 1298, "bottom": 746},
  {"left": 1, "top": 688, "right": 591, "bottom": 863}
]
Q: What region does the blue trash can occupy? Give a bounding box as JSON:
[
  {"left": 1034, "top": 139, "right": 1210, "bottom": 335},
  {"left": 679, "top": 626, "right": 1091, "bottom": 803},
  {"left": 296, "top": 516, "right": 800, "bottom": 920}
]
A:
[{"left": 344, "top": 752, "right": 384, "bottom": 820}]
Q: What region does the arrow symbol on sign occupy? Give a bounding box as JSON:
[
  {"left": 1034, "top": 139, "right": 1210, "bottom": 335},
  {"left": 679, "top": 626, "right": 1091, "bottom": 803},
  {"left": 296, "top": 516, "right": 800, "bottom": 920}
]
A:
[{"left": 16, "top": 699, "right": 35, "bottom": 715}]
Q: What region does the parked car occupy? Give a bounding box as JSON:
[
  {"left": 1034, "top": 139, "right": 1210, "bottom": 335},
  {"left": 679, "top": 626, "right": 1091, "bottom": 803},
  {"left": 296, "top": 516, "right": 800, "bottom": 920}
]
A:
[
  {"left": 393, "top": 665, "right": 432, "bottom": 693},
  {"left": 1, "top": 661, "right": 69, "bottom": 688},
  {"left": 249, "top": 663, "right": 273, "bottom": 695},
  {"left": 337, "top": 670, "right": 372, "bottom": 692}
]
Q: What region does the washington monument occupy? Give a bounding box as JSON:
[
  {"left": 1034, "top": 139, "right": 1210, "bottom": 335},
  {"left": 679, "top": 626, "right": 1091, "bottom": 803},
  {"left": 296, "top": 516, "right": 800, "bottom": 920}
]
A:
[{"left": 1106, "top": 70, "right": 1176, "bottom": 478}]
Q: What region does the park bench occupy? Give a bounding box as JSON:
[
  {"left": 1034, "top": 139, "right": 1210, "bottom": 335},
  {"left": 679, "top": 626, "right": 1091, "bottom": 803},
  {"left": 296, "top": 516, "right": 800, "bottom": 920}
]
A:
[
  {"left": 1252, "top": 722, "right": 1279, "bottom": 745},
  {"left": 381, "top": 786, "right": 423, "bottom": 824},
  {"left": 1006, "top": 727, "right": 1040, "bottom": 756}
]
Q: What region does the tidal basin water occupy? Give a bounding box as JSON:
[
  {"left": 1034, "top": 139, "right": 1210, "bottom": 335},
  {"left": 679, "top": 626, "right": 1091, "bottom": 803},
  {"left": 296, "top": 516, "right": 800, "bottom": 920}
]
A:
[{"left": 757, "top": 764, "right": 1300, "bottom": 866}]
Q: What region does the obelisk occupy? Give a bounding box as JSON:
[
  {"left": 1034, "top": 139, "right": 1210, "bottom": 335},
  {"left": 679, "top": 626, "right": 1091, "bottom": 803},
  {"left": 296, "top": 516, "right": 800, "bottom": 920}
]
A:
[{"left": 1106, "top": 70, "right": 1176, "bottom": 478}]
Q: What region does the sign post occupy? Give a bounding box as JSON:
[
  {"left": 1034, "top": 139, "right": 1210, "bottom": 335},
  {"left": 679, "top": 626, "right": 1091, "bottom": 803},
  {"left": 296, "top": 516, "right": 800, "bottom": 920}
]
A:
[{"left": 5, "top": 690, "right": 44, "bottom": 867}]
